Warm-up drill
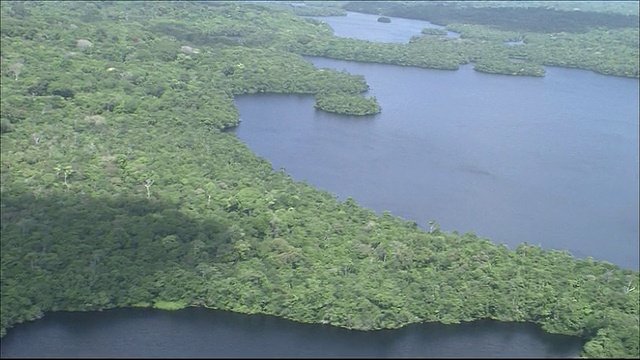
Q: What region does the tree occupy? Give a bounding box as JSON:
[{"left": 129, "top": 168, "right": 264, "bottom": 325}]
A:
[
  {"left": 54, "top": 165, "right": 74, "bottom": 188},
  {"left": 143, "top": 178, "right": 154, "bottom": 199},
  {"left": 9, "top": 60, "right": 24, "bottom": 81},
  {"left": 428, "top": 220, "right": 440, "bottom": 234}
]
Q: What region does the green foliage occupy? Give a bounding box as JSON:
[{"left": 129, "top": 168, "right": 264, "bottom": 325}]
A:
[
  {"left": 341, "top": 1, "right": 638, "bottom": 78},
  {"left": 0, "top": 118, "right": 14, "bottom": 134},
  {"left": 422, "top": 28, "right": 447, "bottom": 36},
  {"left": 447, "top": 23, "right": 638, "bottom": 78},
  {"left": 153, "top": 301, "right": 188, "bottom": 311},
  {"left": 315, "top": 93, "right": 381, "bottom": 115},
  {"left": 259, "top": 2, "right": 348, "bottom": 17},
  {"left": 344, "top": 1, "right": 639, "bottom": 33},
  {"left": 0, "top": 2, "right": 638, "bottom": 359},
  {"left": 452, "top": 1, "right": 640, "bottom": 17}
]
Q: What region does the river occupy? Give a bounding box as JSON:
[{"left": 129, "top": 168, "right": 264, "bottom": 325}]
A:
[
  {"left": 1, "top": 9, "right": 637, "bottom": 359},
  {"left": 0, "top": 308, "right": 584, "bottom": 358},
  {"left": 234, "top": 59, "right": 639, "bottom": 271},
  {"left": 249, "top": 11, "right": 638, "bottom": 271},
  {"left": 306, "top": 11, "right": 461, "bottom": 41}
]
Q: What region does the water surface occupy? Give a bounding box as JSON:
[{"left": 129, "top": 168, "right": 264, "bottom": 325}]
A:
[
  {"left": 234, "top": 60, "right": 639, "bottom": 270},
  {"left": 307, "top": 11, "right": 460, "bottom": 42},
  {"left": 0, "top": 308, "right": 584, "bottom": 358}
]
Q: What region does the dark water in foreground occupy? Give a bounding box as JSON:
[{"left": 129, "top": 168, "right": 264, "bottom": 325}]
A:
[{"left": 0, "top": 308, "right": 584, "bottom": 358}]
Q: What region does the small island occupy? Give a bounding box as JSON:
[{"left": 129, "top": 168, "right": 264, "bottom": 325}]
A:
[
  {"left": 377, "top": 16, "right": 391, "bottom": 23},
  {"left": 315, "top": 93, "right": 381, "bottom": 115}
]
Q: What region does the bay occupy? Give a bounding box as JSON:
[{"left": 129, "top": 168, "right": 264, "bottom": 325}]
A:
[{"left": 234, "top": 60, "right": 639, "bottom": 270}]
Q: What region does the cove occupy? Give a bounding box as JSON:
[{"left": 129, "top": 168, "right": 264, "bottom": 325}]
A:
[
  {"left": 0, "top": 308, "right": 584, "bottom": 358},
  {"left": 237, "top": 9, "right": 639, "bottom": 270},
  {"left": 307, "top": 11, "right": 461, "bottom": 43},
  {"left": 234, "top": 59, "right": 639, "bottom": 271}
]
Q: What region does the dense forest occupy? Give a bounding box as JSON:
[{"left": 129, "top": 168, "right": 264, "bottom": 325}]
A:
[
  {"left": 455, "top": 1, "right": 640, "bottom": 16},
  {"left": 341, "top": 1, "right": 639, "bottom": 77},
  {"left": 343, "top": 1, "right": 639, "bottom": 33},
  {"left": 1, "top": 1, "right": 638, "bottom": 358}
]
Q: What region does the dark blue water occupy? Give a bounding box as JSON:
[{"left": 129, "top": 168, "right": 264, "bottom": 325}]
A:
[
  {"left": 234, "top": 60, "right": 639, "bottom": 271},
  {"left": 307, "top": 11, "right": 460, "bottom": 42},
  {"left": 235, "top": 11, "right": 638, "bottom": 271},
  {"left": 0, "top": 308, "right": 584, "bottom": 358}
]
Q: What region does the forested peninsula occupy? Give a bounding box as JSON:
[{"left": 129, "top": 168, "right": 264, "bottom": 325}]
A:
[
  {"left": 1, "top": 1, "right": 638, "bottom": 358},
  {"left": 342, "top": 1, "right": 639, "bottom": 78}
]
